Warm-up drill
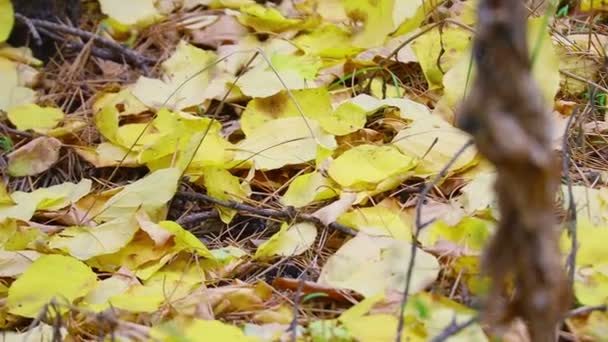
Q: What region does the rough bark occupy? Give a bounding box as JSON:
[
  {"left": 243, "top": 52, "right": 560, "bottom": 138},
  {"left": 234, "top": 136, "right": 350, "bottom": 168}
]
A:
[{"left": 456, "top": 0, "right": 571, "bottom": 340}]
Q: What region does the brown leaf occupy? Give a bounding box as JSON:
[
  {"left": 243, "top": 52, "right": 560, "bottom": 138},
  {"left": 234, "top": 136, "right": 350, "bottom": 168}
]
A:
[
  {"left": 190, "top": 15, "right": 249, "bottom": 48},
  {"left": 7, "top": 137, "right": 62, "bottom": 177}
]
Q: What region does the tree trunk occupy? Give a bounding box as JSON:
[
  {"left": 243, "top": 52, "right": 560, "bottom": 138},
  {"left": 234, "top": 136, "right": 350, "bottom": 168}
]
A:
[{"left": 457, "top": 0, "right": 571, "bottom": 340}]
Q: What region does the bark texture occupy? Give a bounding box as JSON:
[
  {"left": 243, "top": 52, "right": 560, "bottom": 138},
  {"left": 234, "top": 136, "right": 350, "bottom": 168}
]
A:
[{"left": 457, "top": 0, "right": 571, "bottom": 340}]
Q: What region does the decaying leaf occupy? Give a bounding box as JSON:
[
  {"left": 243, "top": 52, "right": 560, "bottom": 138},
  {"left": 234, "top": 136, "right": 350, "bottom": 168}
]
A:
[{"left": 7, "top": 137, "right": 62, "bottom": 177}]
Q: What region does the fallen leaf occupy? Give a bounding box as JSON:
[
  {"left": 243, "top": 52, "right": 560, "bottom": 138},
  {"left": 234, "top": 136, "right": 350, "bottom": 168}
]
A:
[
  {"left": 312, "top": 192, "right": 356, "bottom": 225},
  {"left": 328, "top": 144, "right": 415, "bottom": 189},
  {"left": 0, "top": 250, "right": 41, "bottom": 277},
  {"left": 236, "top": 116, "right": 336, "bottom": 170},
  {"left": 0, "top": 0, "right": 14, "bottom": 42},
  {"left": 97, "top": 167, "right": 180, "bottom": 221},
  {"left": 255, "top": 222, "right": 317, "bottom": 259},
  {"left": 318, "top": 233, "right": 439, "bottom": 297},
  {"left": 98, "top": 0, "right": 162, "bottom": 26},
  {"left": 49, "top": 216, "right": 139, "bottom": 260},
  {"left": 0, "top": 57, "right": 36, "bottom": 111},
  {"left": 337, "top": 205, "right": 411, "bottom": 241},
  {"left": 7, "top": 104, "right": 64, "bottom": 132},
  {"left": 7, "top": 137, "right": 62, "bottom": 177},
  {"left": 281, "top": 171, "right": 338, "bottom": 208},
  {"left": 7, "top": 254, "right": 97, "bottom": 318}
]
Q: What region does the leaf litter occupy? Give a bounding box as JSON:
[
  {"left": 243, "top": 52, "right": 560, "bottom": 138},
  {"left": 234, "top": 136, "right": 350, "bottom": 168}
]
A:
[{"left": 0, "top": 0, "right": 607, "bottom": 341}]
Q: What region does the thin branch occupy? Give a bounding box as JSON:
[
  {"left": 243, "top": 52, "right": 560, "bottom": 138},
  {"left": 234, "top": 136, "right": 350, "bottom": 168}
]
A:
[
  {"left": 176, "top": 211, "right": 219, "bottom": 226},
  {"left": 14, "top": 13, "right": 42, "bottom": 46},
  {"left": 564, "top": 304, "right": 607, "bottom": 319},
  {"left": 395, "top": 140, "right": 474, "bottom": 342},
  {"left": 175, "top": 191, "right": 357, "bottom": 236},
  {"left": 16, "top": 14, "right": 154, "bottom": 72},
  {"left": 430, "top": 316, "right": 479, "bottom": 342}
]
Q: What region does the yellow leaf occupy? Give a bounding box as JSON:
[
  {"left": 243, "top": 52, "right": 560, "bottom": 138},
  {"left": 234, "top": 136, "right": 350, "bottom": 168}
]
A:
[
  {"left": 345, "top": 0, "right": 423, "bottom": 48},
  {"left": 132, "top": 41, "right": 221, "bottom": 110},
  {"left": 254, "top": 222, "right": 317, "bottom": 259},
  {"left": 202, "top": 167, "right": 250, "bottom": 223},
  {"left": 320, "top": 101, "right": 368, "bottom": 136},
  {"left": 75, "top": 142, "right": 140, "bottom": 168},
  {"left": 581, "top": 0, "right": 608, "bottom": 11},
  {"left": 328, "top": 144, "right": 415, "bottom": 189},
  {"left": 7, "top": 137, "right": 62, "bottom": 177},
  {"left": 318, "top": 234, "right": 439, "bottom": 297},
  {"left": 0, "top": 0, "right": 14, "bottom": 42},
  {"left": 95, "top": 104, "right": 120, "bottom": 144},
  {"left": 421, "top": 217, "right": 492, "bottom": 252},
  {"left": 235, "top": 117, "right": 336, "bottom": 170},
  {"left": 238, "top": 4, "right": 302, "bottom": 32},
  {"left": 337, "top": 206, "right": 411, "bottom": 241},
  {"left": 7, "top": 255, "right": 97, "bottom": 318},
  {"left": 240, "top": 88, "right": 332, "bottom": 136},
  {"left": 110, "top": 258, "right": 205, "bottom": 313},
  {"left": 392, "top": 116, "right": 477, "bottom": 177},
  {"left": 152, "top": 319, "right": 255, "bottom": 342},
  {"left": 281, "top": 171, "right": 337, "bottom": 208},
  {"left": 7, "top": 104, "right": 64, "bottom": 132},
  {"left": 82, "top": 275, "right": 131, "bottom": 312},
  {"left": 236, "top": 64, "right": 309, "bottom": 98},
  {"left": 49, "top": 216, "right": 139, "bottom": 260},
  {"left": 0, "top": 180, "right": 91, "bottom": 221},
  {"left": 0, "top": 179, "right": 13, "bottom": 205},
  {"left": 412, "top": 25, "right": 472, "bottom": 89},
  {"left": 98, "top": 0, "right": 162, "bottom": 26},
  {"left": 97, "top": 167, "right": 180, "bottom": 221},
  {"left": 294, "top": 24, "right": 362, "bottom": 58},
  {"left": 92, "top": 89, "right": 148, "bottom": 116},
  {"left": 0, "top": 57, "right": 36, "bottom": 111},
  {"left": 158, "top": 220, "right": 215, "bottom": 259}
]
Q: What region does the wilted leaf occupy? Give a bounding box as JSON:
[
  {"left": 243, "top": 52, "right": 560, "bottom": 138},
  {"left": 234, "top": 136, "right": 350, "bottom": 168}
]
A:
[
  {"left": 0, "top": 250, "right": 41, "bottom": 277},
  {"left": 7, "top": 137, "right": 62, "bottom": 177},
  {"left": 7, "top": 104, "right": 64, "bottom": 132},
  {"left": 318, "top": 234, "right": 439, "bottom": 297},
  {"left": 8, "top": 255, "right": 97, "bottom": 318},
  {"left": 255, "top": 222, "right": 317, "bottom": 259}
]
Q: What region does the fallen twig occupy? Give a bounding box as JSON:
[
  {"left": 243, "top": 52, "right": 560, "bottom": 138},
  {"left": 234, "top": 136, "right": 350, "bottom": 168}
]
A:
[
  {"left": 175, "top": 191, "right": 357, "bottom": 236},
  {"left": 564, "top": 304, "right": 607, "bottom": 318},
  {"left": 15, "top": 14, "right": 154, "bottom": 72},
  {"left": 176, "top": 211, "right": 219, "bottom": 226},
  {"left": 430, "top": 316, "right": 479, "bottom": 342},
  {"left": 14, "top": 13, "right": 42, "bottom": 46}
]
